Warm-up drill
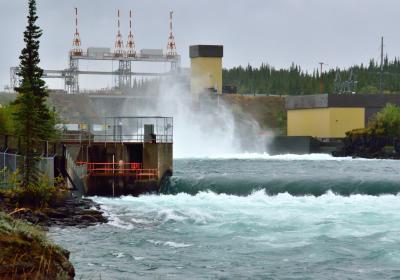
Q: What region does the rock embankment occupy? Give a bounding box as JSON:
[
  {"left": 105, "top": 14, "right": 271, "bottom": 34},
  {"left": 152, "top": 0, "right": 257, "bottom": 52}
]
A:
[
  {"left": 0, "top": 195, "right": 108, "bottom": 228},
  {"left": 333, "top": 133, "right": 400, "bottom": 159},
  {"left": 0, "top": 212, "right": 75, "bottom": 280},
  {"left": 0, "top": 194, "right": 108, "bottom": 279}
]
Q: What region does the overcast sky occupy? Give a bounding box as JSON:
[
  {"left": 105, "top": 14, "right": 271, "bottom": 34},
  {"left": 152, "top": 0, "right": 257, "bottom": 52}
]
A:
[{"left": 0, "top": 0, "right": 399, "bottom": 90}]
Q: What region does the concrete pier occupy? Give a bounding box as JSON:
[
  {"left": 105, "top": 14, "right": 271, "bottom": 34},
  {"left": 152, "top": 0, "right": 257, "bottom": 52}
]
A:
[{"left": 64, "top": 116, "right": 173, "bottom": 196}]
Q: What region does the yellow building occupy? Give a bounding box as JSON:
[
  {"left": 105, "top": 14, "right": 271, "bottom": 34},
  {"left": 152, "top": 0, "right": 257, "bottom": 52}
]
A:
[
  {"left": 284, "top": 94, "right": 395, "bottom": 138},
  {"left": 287, "top": 107, "right": 365, "bottom": 138},
  {"left": 190, "top": 45, "right": 223, "bottom": 97}
]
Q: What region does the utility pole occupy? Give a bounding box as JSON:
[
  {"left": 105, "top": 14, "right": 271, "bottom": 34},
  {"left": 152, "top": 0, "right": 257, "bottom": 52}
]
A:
[
  {"left": 380, "top": 36, "right": 384, "bottom": 93},
  {"left": 319, "top": 62, "right": 324, "bottom": 94}
]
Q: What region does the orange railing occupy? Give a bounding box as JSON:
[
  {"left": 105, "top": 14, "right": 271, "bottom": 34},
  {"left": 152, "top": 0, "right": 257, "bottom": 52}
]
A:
[{"left": 76, "top": 162, "right": 158, "bottom": 180}]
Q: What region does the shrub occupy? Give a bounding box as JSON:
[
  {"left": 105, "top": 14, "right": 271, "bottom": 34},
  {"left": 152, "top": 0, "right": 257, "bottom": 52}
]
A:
[
  {"left": 0, "top": 171, "right": 68, "bottom": 208},
  {"left": 347, "top": 103, "right": 400, "bottom": 137},
  {"left": 369, "top": 103, "right": 400, "bottom": 136}
]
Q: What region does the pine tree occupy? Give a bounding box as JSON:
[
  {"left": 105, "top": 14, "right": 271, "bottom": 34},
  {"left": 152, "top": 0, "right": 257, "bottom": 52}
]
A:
[{"left": 13, "top": 0, "right": 54, "bottom": 186}]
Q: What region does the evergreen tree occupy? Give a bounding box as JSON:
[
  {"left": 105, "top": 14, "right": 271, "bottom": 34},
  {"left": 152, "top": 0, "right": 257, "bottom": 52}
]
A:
[
  {"left": 13, "top": 0, "right": 54, "bottom": 186},
  {"left": 223, "top": 56, "right": 400, "bottom": 95}
]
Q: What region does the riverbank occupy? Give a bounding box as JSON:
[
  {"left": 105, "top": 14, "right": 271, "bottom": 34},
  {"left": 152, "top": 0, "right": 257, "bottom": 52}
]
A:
[
  {"left": 332, "top": 132, "right": 400, "bottom": 160},
  {"left": 0, "top": 212, "right": 75, "bottom": 279},
  {"left": 0, "top": 191, "right": 107, "bottom": 228},
  {"left": 0, "top": 191, "right": 108, "bottom": 279}
]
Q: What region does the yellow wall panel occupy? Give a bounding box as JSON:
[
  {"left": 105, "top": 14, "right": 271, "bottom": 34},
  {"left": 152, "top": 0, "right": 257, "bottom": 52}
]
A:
[
  {"left": 191, "top": 57, "right": 222, "bottom": 96},
  {"left": 329, "top": 108, "right": 365, "bottom": 138},
  {"left": 287, "top": 108, "right": 330, "bottom": 138},
  {"left": 287, "top": 108, "right": 365, "bottom": 138}
]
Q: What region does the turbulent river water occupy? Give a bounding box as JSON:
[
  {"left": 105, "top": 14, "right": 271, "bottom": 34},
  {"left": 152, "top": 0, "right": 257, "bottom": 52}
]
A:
[{"left": 50, "top": 154, "right": 400, "bottom": 279}]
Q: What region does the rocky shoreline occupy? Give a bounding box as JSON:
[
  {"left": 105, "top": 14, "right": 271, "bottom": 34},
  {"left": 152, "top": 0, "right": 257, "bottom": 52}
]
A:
[
  {"left": 0, "top": 193, "right": 108, "bottom": 279},
  {"left": 332, "top": 132, "right": 400, "bottom": 160},
  {"left": 0, "top": 193, "right": 108, "bottom": 229},
  {"left": 332, "top": 150, "right": 400, "bottom": 159}
]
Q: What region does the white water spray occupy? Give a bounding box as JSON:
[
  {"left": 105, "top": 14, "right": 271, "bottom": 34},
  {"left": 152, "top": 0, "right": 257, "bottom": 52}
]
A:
[{"left": 122, "top": 76, "right": 267, "bottom": 158}]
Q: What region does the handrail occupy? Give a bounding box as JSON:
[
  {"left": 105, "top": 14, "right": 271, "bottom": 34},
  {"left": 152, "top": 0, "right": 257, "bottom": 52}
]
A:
[
  {"left": 77, "top": 162, "right": 141, "bottom": 168},
  {"left": 77, "top": 162, "right": 158, "bottom": 180},
  {"left": 86, "top": 162, "right": 142, "bottom": 171}
]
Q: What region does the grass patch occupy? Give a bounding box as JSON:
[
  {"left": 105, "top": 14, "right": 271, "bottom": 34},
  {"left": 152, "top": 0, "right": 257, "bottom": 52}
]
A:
[{"left": 0, "top": 211, "right": 74, "bottom": 279}]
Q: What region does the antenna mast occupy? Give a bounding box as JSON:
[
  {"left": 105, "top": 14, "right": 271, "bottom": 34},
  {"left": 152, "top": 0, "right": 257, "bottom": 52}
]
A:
[
  {"left": 166, "top": 11, "right": 177, "bottom": 56},
  {"left": 126, "top": 10, "right": 136, "bottom": 57},
  {"left": 114, "top": 9, "right": 125, "bottom": 56},
  {"left": 71, "top": 7, "right": 82, "bottom": 55}
]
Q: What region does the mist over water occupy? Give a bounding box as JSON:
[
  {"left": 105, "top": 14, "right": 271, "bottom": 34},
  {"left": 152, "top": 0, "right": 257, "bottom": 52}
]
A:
[{"left": 121, "top": 76, "right": 267, "bottom": 158}]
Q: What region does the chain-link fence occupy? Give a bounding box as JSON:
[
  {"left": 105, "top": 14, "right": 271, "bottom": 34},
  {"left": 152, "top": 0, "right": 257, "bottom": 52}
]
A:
[{"left": 0, "top": 152, "right": 54, "bottom": 188}]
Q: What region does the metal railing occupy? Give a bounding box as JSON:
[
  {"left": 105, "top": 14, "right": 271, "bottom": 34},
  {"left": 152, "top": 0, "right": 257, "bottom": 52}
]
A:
[
  {"left": 77, "top": 162, "right": 158, "bottom": 180},
  {"left": 101, "top": 116, "right": 173, "bottom": 143},
  {"left": 93, "top": 134, "right": 173, "bottom": 143},
  {"left": 57, "top": 116, "right": 174, "bottom": 144}
]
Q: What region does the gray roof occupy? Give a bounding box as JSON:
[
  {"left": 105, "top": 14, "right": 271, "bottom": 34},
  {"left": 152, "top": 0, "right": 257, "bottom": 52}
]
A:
[{"left": 286, "top": 94, "right": 400, "bottom": 110}]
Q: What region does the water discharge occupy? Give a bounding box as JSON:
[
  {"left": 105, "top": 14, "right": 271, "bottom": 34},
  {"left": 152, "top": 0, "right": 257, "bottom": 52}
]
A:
[
  {"left": 50, "top": 157, "right": 400, "bottom": 279},
  {"left": 122, "top": 77, "right": 267, "bottom": 157}
]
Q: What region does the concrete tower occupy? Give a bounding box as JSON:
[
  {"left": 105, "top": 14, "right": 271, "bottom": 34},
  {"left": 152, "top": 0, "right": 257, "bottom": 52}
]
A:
[{"left": 190, "top": 45, "right": 223, "bottom": 98}]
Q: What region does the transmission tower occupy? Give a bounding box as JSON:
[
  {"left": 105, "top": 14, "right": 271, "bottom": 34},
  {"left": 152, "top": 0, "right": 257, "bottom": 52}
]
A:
[
  {"left": 114, "top": 10, "right": 125, "bottom": 57},
  {"left": 166, "top": 11, "right": 177, "bottom": 57},
  {"left": 71, "top": 7, "right": 82, "bottom": 56},
  {"left": 334, "top": 69, "right": 342, "bottom": 94},
  {"left": 126, "top": 10, "right": 136, "bottom": 57},
  {"left": 66, "top": 7, "right": 81, "bottom": 93},
  {"left": 343, "top": 69, "right": 358, "bottom": 94}
]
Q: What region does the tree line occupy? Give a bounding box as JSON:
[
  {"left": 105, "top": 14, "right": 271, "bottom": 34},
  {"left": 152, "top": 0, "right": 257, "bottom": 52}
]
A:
[{"left": 223, "top": 57, "right": 400, "bottom": 95}]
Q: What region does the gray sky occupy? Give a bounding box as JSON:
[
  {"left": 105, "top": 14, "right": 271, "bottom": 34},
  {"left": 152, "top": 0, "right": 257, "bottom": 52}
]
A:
[{"left": 1, "top": 0, "right": 399, "bottom": 90}]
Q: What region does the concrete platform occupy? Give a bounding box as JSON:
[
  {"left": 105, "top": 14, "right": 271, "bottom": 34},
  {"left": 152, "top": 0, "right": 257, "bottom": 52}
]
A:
[{"left": 267, "top": 136, "right": 343, "bottom": 155}]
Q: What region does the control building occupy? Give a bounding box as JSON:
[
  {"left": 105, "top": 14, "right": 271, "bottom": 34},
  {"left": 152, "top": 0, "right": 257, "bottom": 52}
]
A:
[{"left": 286, "top": 94, "right": 400, "bottom": 138}]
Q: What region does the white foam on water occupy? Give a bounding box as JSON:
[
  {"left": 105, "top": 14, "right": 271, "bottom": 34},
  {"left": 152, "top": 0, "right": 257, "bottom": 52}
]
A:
[
  {"left": 101, "top": 205, "right": 135, "bottom": 230},
  {"left": 147, "top": 239, "right": 192, "bottom": 248},
  {"left": 157, "top": 208, "right": 187, "bottom": 222},
  {"left": 174, "top": 153, "right": 379, "bottom": 161},
  {"left": 130, "top": 217, "right": 152, "bottom": 224},
  {"left": 163, "top": 241, "right": 193, "bottom": 248},
  {"left": 94, "top": 191, "right": 400, "bottom": 242},
  {"left": 112, "top": 252, "right": 125, "bottom": 258},
  {"left": 107, "top": 217, "right": 134, "bottom": 230}
]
